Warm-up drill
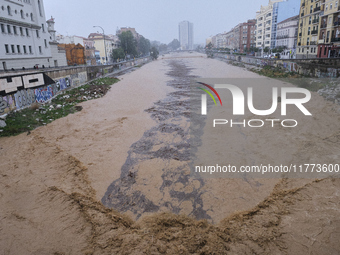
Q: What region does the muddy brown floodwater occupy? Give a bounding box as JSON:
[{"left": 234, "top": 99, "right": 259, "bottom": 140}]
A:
[{"left": 0, "top": 52, "right": 340, "bottom": 254}]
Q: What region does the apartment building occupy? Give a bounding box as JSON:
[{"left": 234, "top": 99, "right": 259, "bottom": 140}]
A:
[
  {"left": 0, "top": 0, "right": 64, "bottom": 70},
  {"left": 318, "top": 0, "right": 340, "bottom": 57},
  {"left": 297, "top": 0, "right": 325, "bottom": 58},
  {"left": 179, "top": 21, "right": 194, "bottom": 50},
  {"left": 276, "top": 15, "right": 299, "bottom": 58},
  {"left": 255, "top": 0, "right": 284, "bottom": 50},
  {"left": 239, "top": 19, "right": 256, "bottom": 53},
  {"left": 88, "top": 33, "right": 117, "bottom": 64}
]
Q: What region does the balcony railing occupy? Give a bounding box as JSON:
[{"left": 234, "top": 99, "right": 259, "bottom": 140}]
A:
[
  {"left": 334, "top": 21, "right": 340, "bottom": 27},
  {"left": 313, "top": 19, "right": 319, "bottom": 24},
  {"left": 331, "top": 37, "right": 340, "bottom": 42},
  {"left": 276, "top": 35, "right": 289, "bottom": 39},
  {"left": 311, "top": 30, "right": 318, "bottom": 35},
  {"left": 310, "top": 41, "right": 317, "bottom": 45},
  {"left": 320, "top": 24, "right": 327, "bottom": 29},
  {"left": 314, "top": 6, "right": 321, "bottom": 12}
]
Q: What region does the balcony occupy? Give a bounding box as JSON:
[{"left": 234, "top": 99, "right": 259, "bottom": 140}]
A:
[
  {"left": 310, "top": 41, "right": 317, "bottom": 45},
  {"left": 334, "top": 21, "right": 340, "bottom": 27},
  {"left": 276, "top": 35, "right": 289, "bottom": 39},
  {"left": 311, "top": 30, "right": 318, "bottom": 35},
  {"left": 320, "top": 24, "right": 327, "bottom": 29},
  {"left": 313, "top": 19, "right": 319, "bottom": 24},
  {"left": 314, "top": 6, "right": 321, "bottom": 12},
  {"left": 331, "top": 37, "right": 340, "bottom": 42},
  {"left": 338, "top": 5, "right": 340, "bottom": 11}
]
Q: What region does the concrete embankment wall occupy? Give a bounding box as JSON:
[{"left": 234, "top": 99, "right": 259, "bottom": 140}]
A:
[
  {"left": 214, "top": 53, "right": 340, "bottom": 78},
  {"left": 0, "top": 57, "right": 150, "bottom": 116}
]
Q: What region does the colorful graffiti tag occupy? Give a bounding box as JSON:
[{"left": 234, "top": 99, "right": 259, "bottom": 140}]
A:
[{"left": 34, "top": 85, "right": 55, "bottom": 104}]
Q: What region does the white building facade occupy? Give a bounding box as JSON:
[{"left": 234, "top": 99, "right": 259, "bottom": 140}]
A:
[
  {"left": 255, "top": 0, "right": 284, "bottom": 50},
  {"left": 0, "top": 0, "right": 65, "bottom": 70},
  {"left": 179, "top": 21, "right": 194, "bottom": 50},
  {"left": 276, "top": 15, "right": 299, "bottom": 59}
]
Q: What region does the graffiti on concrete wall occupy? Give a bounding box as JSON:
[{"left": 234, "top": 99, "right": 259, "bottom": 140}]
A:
[
  {"left": 14, "top": 89, "right": 36, "bottom": 109},
  {"left": 0, "top": 73, "right": 75, "bottom": 114},
  {"left": 56, "top": 77, "right": 71, "bottom": 91},
  {"left": 0, "top": 95, "right": 16, "bottom": 114},
  {"left": 34, "top": 85, "right": 55, "bottom": 104},
  {"left": 0, "top": 96, "right": 8, "bottom": 114},
  {"left": 0, "top": 73, "right": 45, "bottom": 94}
]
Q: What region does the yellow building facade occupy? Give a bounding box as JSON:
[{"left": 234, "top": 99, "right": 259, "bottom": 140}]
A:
[{"left": 297, "top": 0, "right": 325, "bottom": 58}]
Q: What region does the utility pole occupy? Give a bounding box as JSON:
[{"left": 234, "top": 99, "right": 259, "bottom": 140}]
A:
[{"left": 93, "top": 26, "right": 107, "bottom": 64}]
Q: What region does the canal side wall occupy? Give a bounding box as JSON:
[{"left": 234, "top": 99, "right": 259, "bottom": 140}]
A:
[
  {"left": 0, "top": 57, "right": 151, "bottom": 116},
  {"left": 213, "top": 53, "right": 340, "bottom": 78}
]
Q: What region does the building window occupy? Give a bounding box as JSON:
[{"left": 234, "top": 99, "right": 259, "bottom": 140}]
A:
[
  {"left": 326, "top": 4, "right": 328, "bottom": 11},
  {"left": 30, "top": 13, "right": 34, "bottom": 21},
  {"left": 26, "top": 28, "right": 29, "bottom": 36},
  {"left": 20, "top": 10, "right": 24, "bottom": 19},
  {"left": 20, "top": 27, "right": 23, "bottom": 36},
  {"left": 11, "top": 45, "right": 15, "bottom": 53},
  {"left": 29, "top": 46, "right": 32, "bottom": 54},
  {"left": 17, "top": 45, "right": 21, "bottom": 53},
  {"left": 23, "top": 45, "right": 27, "bottom": 54},
  {"left": 1, "top": 24, "right": 5, "bottom": 33},
  {"left": 36, "top": 30, "right": 39, "bottom": 38},
  {"left": 7, "top": 25, "right": 11, "bottom": 34},
  {"left": 38, "top": 0, "right": 43, "bottom": 16},
  {"left": 5, "top": 44, "right": 9, "bottom": 54},
  {"left": 310, "top": 5, "right": 313, "bottom": 13},
  {"left": 336, "top": 2, "right": 338, "bottom": 8},
  {"left": 13, "top": 26, "right": 17, "bottom": 35},
  {"left": 42, "top": 24, "right": 45, "bottom": 32},
  {"left": 44, "top": 39, "right": 47, "bottom": 48},
  {"left": 330, "top": 3, "right": 333, "bottom": 10},
  {"left": 39, "top": 46, "right": 42, "bottom": 54},
  {"left": 7, "top": 6, "right": 11, "bottom": 16}
]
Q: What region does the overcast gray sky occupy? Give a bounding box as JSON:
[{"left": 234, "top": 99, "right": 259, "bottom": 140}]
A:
[{"left": 44, "top": 0, "right": 286, "bottom": 45}]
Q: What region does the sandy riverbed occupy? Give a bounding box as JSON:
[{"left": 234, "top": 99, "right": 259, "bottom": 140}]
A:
[{"left": 0, "top": 52, "right": 339, "bottom": 254}]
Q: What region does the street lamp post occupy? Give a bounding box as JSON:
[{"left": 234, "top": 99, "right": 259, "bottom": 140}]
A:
[{"left": 93, "top": 25, "right": 107, "bottom": 64}]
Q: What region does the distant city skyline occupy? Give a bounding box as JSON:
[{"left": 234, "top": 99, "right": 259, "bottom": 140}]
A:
[{"left": 42, "top": 0, "right": 300, "bottom": 45}]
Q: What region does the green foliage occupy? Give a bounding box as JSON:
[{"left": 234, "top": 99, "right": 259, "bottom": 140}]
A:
[
  {"left": 111, "top": 48, "right": 125, "bottom": 61},
  {"left": 206, "top": 42, "right": 213, "bottom": 49},
  {"left": 118, "top": 31, "right": 137, "bottom": 57},
  {"left": 263, "top": 47, "right": 270, "bottom": 53},
  {"left": 138, "top": 36, "right": 151, "bottom": 56},
  {"left": 168, "top": 39, "right": 180, "bottom": 50},
  {"left": 150, "top": 46, "right": 159, "bottom": 60},
  {"left": 159, "top": 43, "right": 168, "bottom": 52}
]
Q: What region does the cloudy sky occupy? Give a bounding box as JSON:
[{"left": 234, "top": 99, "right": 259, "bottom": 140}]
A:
[{"left": 44, "top": 0, "right": 299, "bottom": 45}]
